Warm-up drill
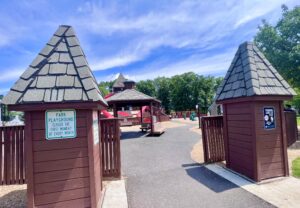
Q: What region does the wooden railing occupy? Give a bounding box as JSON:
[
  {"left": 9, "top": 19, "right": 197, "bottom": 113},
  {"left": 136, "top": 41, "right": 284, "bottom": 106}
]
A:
[
  {"left": 285, "top": 111, "right": 298, "bottom": 146},
  {"left": 99, "top": 118, "right": 121, "bottom": 178},
  {"left": 201, "top": 116, "right": 225, "bottom": 163},
  {"left": 0, "top": 126, "right": 26, "bottom": 185}
]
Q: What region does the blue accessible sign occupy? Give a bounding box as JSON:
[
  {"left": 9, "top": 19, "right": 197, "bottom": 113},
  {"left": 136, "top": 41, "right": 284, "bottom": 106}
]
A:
[
  {"left": 264, "top": 107, "right": 275, "bottom": 129},
  {"left": 46, "top": 110, "right": 76, "bottom": 140}
]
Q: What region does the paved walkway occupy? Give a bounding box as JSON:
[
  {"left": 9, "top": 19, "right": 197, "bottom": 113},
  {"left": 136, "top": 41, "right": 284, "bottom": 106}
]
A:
[
  {"left": 207, "top": 163, "right": 300, "bottom": 208},
  {"left": 121, "top": 122, "right": 274, "bottom": 208}
]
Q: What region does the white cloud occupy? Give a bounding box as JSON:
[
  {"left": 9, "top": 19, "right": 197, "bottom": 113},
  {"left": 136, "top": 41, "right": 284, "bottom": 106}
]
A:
[
  {"left": 73, "top": 0, "right": 293, "bottom": 71},
  {"left": 234, "top": 0, "right": 287, "bottom": 28},
  {"left": 131, "top": 50, "right": 235, "bottom": 81},
  {"left": 0, "top": 69, "right": 24, "bottom": 82},
  {"left": 100, "top": 49, "right": 236, "bottom": 82},
  {"left": 91, "top": 54, "right": 139, "bottom": 71},
  {"left": 0, "top": 88, "right": 9, "bottom": 95}
]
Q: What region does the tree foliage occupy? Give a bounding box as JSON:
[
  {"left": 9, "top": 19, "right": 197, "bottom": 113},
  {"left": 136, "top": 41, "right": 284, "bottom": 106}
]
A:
[
  {"left": 137, "top": 72, "right": 222, "bottom": 113},
  {"left": 136, "top": 80, "right": 156, "bottom": 97},
  {"left": 98, "top": 81, "right": 113, "bottom": 96},
  {"left": 254, "top": 5, "right": 300, "bottom": 88},
  {"left": 255, "top": 5, "right": 300, "bottom": 111},
  {"left": 98, "top": 72, "right": 222, "bottom": 113}
]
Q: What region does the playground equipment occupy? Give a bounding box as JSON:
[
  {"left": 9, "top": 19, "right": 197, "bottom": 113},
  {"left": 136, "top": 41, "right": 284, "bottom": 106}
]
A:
[
  {"left": 190, "top": 112, "right": 196, "bottom": 121},
  {"left": 101, "top": 109, "right": 114, "bottom": 118}
]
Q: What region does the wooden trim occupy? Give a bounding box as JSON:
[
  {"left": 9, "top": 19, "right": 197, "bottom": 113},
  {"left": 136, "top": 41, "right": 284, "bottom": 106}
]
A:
[
  {"left": 86, "top": 110, "right": 97, "bottom": 208},
  {"left": 251, "top": 102, "right": 259, "bottom": 182},
  {"left": 216, "top": 95, "right": 293, "bottom": 105},
  {"left": 8, "top": 102, "right": 107, "bottom": 111},
  {"left": 25, "top": 112, "right": 35, "bottom": 208},
  {"left": 201, "top": 117, "right": 208, "bottom": 162},
  {"left": 99, "top": 118, "right": 122, "bottom": 121},
  {"left": 279, "top": 101, "right": 289, "bottom": 176},
  {"left": 107, "top": 99, "right": 161, "bottom": 107},
  {"left": 222, "top": 104, "right": 230, "bottom": 168}
]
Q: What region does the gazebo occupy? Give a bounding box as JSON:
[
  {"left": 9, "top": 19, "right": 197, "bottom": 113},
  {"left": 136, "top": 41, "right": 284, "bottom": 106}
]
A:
[{"left": 106, "top": 89, "right": 162, "bottom": 134}]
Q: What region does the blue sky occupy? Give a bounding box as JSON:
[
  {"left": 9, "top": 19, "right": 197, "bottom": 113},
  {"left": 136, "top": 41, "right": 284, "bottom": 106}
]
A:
[{"left": 0, "top": 0, "right": 299, "bottom": 95}]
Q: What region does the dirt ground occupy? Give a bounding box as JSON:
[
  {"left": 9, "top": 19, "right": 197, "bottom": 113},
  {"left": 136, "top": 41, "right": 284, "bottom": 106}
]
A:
[{"left": 0, "top": 184, "right": 26, "bottom": 208}]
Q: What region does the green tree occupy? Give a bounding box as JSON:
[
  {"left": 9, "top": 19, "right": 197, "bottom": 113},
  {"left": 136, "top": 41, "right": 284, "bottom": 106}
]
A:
[
  {"left": 136, "top": 80, "right": 156, "bottom": 97},
  {"left": 154, "top": 77, "right": 171, "bottom": 113},
  {"left": 286, "top": 88, "right": 300, "bottom": 113},
  {"left": 98, "top": 81, "right": 113, "bottom": 96},
  {"left": 254, "top": 5, "right": 300, "bottom": 88}
]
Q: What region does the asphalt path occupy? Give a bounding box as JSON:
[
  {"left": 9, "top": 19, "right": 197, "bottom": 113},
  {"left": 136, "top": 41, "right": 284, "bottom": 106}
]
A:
[{"left": 121, "top": 122, "right": 275, "bottom": 208}]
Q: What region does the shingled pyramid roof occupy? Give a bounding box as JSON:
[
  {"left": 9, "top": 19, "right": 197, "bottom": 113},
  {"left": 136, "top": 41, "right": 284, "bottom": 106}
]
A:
[
  {"left": 106, "top": 89, "right": 161, "bottom": 103},
  {"left": 3, "top": 25, "right": 107, "bottom": 106},
  {"left": 112, "top": 73, "right": 126, "bottom": 88},
  {"left": 216, "top": 42, "right": 296, "bottom": 101}
]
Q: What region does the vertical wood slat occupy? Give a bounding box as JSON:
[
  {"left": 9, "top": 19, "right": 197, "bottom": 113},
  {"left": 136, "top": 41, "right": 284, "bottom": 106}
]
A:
[
  {"left": 201, "top": 116, "right": 225, "bottom": 163},
  {"left": 12, "top": 127, "right": 15, "bottom": 184},
  {"left": 20, "top": 126, "right": 25, "bottom": 184},
  {"left": 16, "top": 127, "right": 19, "bottom": 184},
  {"left": 99, "top": 118, "right": 121, "bottom": 178},
  {"left": 284, "top": 111, "right": 298, "bottom": 147},
  {"left": 0, "top": 125, "right": 25, "bottom": 185},
  {"left": 109, "top": 121, "right": 113, "bottom": 174}
]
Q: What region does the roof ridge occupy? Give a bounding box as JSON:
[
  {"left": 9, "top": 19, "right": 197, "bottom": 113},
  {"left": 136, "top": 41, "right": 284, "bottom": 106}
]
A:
[
  {"left": 216, "top": 41, "right": 296, "bottom": 102},
  {"left": 2, "top": 25, "right": 107, "bottom": 106}
]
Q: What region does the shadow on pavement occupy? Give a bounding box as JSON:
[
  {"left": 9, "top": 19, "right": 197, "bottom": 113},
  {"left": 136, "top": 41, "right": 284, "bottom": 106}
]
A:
[
  {"left": 121, "top": 131, "right": 149, "bottom": 140},
  {"left": 183, "top": 164, "right": 238, "bottom": 193}
]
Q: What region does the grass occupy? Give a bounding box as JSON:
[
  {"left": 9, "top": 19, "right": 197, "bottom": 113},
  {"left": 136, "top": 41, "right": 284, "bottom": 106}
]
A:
[
  {"left": 297, "top": 116, "right": 300, "bottom": 126},
  {"left": 292, "top": 157, "right": 300, "bottom": 178}
]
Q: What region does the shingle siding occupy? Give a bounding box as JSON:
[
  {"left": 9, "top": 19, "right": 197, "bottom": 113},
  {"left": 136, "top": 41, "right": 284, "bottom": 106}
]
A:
[
  {"left": 106, "top": 89, "right": 160, "bottom": 103},
  {"left": 216, "top": 42, "right": 296, "bottom": 101},
  {"left": 2, "top": 25, "right": 107, "bottom": 106}
]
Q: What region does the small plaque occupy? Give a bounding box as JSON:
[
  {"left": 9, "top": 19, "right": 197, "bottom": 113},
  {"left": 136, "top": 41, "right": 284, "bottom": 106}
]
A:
[
  {"left": 264, "top": 107, "right": 275, "bottom": 129},
  {"left": 46, "top": 110, "right": 76, "bottom": 140}
]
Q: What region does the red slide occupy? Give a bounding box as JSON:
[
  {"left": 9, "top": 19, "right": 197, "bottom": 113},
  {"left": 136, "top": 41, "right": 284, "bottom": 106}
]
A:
[{"left": 101, "top": 110, "right": 114, "bottom": 118}]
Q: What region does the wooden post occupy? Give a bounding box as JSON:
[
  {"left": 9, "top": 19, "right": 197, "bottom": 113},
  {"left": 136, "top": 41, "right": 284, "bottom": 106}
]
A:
[
  {"left": 280, "top": 101, "right": 289, "bottom": 176},
  {"left": 113, "top": 104, "right": 117, "bottom": 118},
  {"left": 222, "top": 104, "right": 230, "bottom": 168},
  {"left": 150, "top": 102, "right": 154, "bottom": 134},
  {"left": 24, "top": 112, "right": 34, "bottom": 208},
  {"left": 140, "top": 106, "right": 143, "bottom": 124}
]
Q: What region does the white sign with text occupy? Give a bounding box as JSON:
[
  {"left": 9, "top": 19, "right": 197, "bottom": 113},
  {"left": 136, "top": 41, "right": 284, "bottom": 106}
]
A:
[{"left": 46, "top": 110, "right": 76, "bottom": 140}]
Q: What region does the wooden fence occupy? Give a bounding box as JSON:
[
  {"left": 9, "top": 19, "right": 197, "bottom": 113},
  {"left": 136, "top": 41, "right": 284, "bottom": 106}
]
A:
[
  {"left": 201, "top": 116, "right": 225, "bottom": 163},
  {"left": 0, "top": 126, "right": 26, "bottom": 185},
  {"left": 285, "top": 111, "right": 298, "bottom": 146},
  {"left": 201, "top": 112, "right": 299, "bottom": 163},
  {"left": 99, "top": 118, "right": 121, "bottom": 178},
  {"left": 171, "top": 111, "right": 207, "bottom": 118}
]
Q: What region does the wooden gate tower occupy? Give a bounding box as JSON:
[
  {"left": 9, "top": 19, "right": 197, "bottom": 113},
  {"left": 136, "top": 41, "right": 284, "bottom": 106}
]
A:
[{"left": 3, "top": 25, "right": 107, "bottom": 207}]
